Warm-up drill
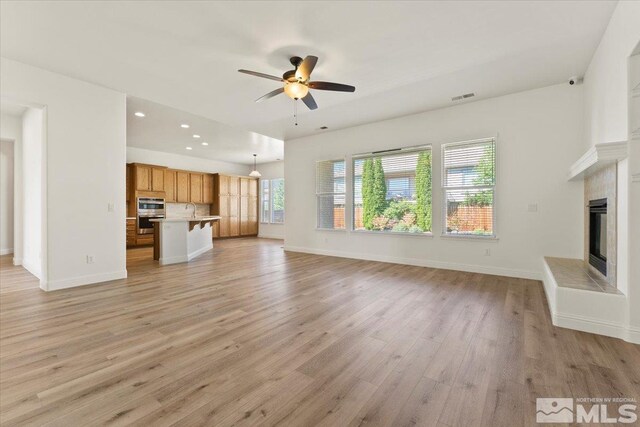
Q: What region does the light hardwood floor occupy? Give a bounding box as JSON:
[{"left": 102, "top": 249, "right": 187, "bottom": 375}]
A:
[{"left": 1, "top": 238, "right": 638, "bottom": 426}]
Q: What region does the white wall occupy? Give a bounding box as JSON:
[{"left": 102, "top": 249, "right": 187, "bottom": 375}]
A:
[
  {"left": 0, "top": 139, "right": 14, "bottom": 255},
  {"left": 21, "top": 107, "right": 43, "bottom": 278},
  {"left": 127, "top": 147, "right": 248, "bottom": 176},
  {"left": 582, "top": 1, "right": 640, "bottom": 342},
  {"left": 256, "top": 161, "right": 285, "bottom": 240},
  {"left": 583, "top": 1, "right": 640, "bottom": 149},
  {"left": 0, "top": 113, "right": 22, "bottom": 262},
  {"left": 1, "top": 58, "right": 127, "bottom": 290},
  {"left": 285, "top": 83, "right": 585, "bottom": 279}
]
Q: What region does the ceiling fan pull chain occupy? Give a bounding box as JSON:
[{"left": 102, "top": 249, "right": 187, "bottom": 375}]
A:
[{"left": 294, "top": 99, "right": 298, "bottom": 126}]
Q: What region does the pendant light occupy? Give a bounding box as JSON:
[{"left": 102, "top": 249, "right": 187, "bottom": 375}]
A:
[{"left": 249, "top": 154, "right": 261, "bottom": 178}]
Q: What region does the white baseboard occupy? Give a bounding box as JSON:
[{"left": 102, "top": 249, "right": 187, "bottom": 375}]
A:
[
  {"left": 258, "top": 234, "right": 285, "bottom": 240},
  {"left": 44, "top": 270, "right": 127, "bottom": 291},
  {"left": 0, "top": 248, "right": 13, "bottom": 256},
  {"left": 160, "top": 255, "right": 188, "bottom": 265},
  {"left": 12, "top": 257, "right": 22, "bottom": 266},
  {"left": 188, "top": 244, "right": 213, "bottom": 261},
  {"left": 283, "top": 245, "right": 541, "bottom": 280},
  {"left": 553, "top": 311, "right": 625, "bottom": 339},
  {"left": 626, "top": 326, "right": 640, "bottom": 344}
]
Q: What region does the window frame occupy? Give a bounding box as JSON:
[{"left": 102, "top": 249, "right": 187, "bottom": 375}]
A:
[
  {"left": 316, "top": 158, "right": 347, "bottom": 231},
  {"left": 351, "top": 144, "right": 433, "bottom": 236},
  {"left": 260, "top": 178, "right": 285, "bottom": 225},
  {"left": 441, "top": 137, "right": 497, "bottom": 239}
]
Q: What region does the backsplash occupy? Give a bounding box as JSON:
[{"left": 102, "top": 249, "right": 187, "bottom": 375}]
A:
[{"left": 166, "top": 203, "right": 211, "bottom": 219}]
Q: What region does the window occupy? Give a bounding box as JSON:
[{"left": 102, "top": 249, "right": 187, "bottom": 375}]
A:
[
  {"left": 261, "top": 180, "right": 270, "bottom": 223},
  {"left": 442, "top": 138, "right": 496, "bottom": 237},
  {"left": 271, "top": 179, "right": 285, "bottom": 223},
  {"left": 260, "top": 178, "right": 285, "bottom": 224},
  {"left": 316, "top": 159, "right": 346, "bottom": 229},
  {"left": 353, "top": 146, "right": 432, "bottom": 234}
]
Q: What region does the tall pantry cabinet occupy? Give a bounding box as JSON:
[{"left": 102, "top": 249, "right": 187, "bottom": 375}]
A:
[{"left": 212, "top": 174, "right": 258, "bottom": 238}]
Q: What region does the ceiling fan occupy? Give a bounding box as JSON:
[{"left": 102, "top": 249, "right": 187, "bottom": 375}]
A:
[{"left": 238, "top": 56, "right": 355, "bottom": 111}]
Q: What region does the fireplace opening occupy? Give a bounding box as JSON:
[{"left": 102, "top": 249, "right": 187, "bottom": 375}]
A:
[{"left": 588, "top": 198, "right": 607, "bottom": 276}]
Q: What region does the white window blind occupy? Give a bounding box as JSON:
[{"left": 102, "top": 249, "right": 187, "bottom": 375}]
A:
[
  {"left": 442, "top": 138, "right": 496, "bottom": 237},
  {"left": 316, "top": 159, "right": 346, "bottom": 230},
  {"left": 352, "top": 146, "right": 432, "bottom": 233}
]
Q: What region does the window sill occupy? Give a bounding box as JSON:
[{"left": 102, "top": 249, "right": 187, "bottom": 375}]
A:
[
  {"left": 352, "top": 230, "right": 434, "bottom": 238},
  {"left": 316, "top": 228, "right": 347, "bottom": 232},
  {"left": 440, "top": 234, "right": 499, "bottom": 241}
]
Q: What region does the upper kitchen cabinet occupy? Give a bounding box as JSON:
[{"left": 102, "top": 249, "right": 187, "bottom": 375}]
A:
[
  {"left": 190, "top": 173, "right": 203, "bottom": 204},
  {"left": 135, "top": 164, "right": 151, "bottom": 191},
  {"left": 164, "top": 169, "right": 176, "bottom": 202},
  {"left": 203, "top": 174, "right": 214, "bottom": 204},
  {"left": 132, "top": 163, "right": 166, "bottom": 193},
  {"left": 176, "top": 171, "right": 190, "bottom": 203},
  {"left": 151, "top": 167, "right": 164, "bottom": 192}
]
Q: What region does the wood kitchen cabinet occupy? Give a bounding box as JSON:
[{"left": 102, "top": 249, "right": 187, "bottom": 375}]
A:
[
  {"left": 135, "top": 165, "right": 151, "bottom": 191},
  {"left": 126, "top": 164, "right": 131, "bottom": 202},
  {"left": 176, "top": 171, "right": 190, "bottom": 203},
  {"left": 213, "top": 174, "right": 258, "bottom": 239},
  {"left": 132, "top": 164, "right": 166, "bottom": 193},
  {"left": 164, "top": 169, "right": 176, "bottom": 202},
  {"left": 203, "top": 174, "right": 214, "bottom": 204},
  {"left": 151, "top": 167, "right": 165, "bottom": 192},
  {"left": 190, "top": 173, "right": 203, "bottom": 204},
  {"left": 126, "top": 218, "right": 136, "bottom": 247}
]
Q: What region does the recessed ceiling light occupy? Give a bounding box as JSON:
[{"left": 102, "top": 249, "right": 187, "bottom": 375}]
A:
[
  {"left": 201, "top": 142, "right": 208, "bottom": 146},
  {"left": 193, "top": 134, "right": 201, "bottom": 139},
  {"left": 134, "top": 112, "right": 145, "bottom": 117},
  {"left": 181, "top": 124, "right": 190, "bottom": 128},
  {"left": 185, "top": 146, "right": 193, "bottom": 150}
]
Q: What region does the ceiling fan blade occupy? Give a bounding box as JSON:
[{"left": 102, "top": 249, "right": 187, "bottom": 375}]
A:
[
  {"left": 301, "top": 92, "right": 318, "bottom": 110},
  {"left": 255, "top": 87, "right": 284, "bottom": 103},
  {"left": 295, "top": 56, "right": 318, "bottom": 81},
  {"left": 238, "top": 69, "right": 284, "bottom": 82},
  {"left": 309, "top": 81, "right": 355, "bottom": 92}
]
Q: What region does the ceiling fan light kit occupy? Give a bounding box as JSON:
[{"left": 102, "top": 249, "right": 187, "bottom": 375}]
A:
[
  {"left": 238, "top": 55, "right": 356, "bottom": 125},
  {"left": 284, "top": 81, "right": 309, "bottom": 100}
]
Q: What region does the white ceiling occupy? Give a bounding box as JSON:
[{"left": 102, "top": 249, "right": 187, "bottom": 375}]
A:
[
  {"left": 1, "top": 1, "right": 616, "bottom": 146},
  {"left": 127, "top": 97, "right": 283, "bottom": 164}
]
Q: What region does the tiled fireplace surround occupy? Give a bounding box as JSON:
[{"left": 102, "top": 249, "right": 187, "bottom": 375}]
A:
[{"left": 584, "top": 164, "right": 617, "bottom": 288}]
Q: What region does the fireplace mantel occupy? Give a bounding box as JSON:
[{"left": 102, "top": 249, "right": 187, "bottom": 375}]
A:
[{"left": 568, "top": 141, "right": 628, "bottom": 181}]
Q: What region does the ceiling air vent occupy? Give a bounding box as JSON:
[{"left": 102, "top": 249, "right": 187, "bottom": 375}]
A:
[{"left": 452, "top": 92, "right": 475, "bottom": 101}]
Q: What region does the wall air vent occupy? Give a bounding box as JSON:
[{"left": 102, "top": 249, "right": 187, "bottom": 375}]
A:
[{"left": 451, "top": 92, "right": 475, "bottom": 101}]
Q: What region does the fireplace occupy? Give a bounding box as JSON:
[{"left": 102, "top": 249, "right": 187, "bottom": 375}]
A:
[{"left": 588, "top": 198, "right": 607, "bottom": 276}]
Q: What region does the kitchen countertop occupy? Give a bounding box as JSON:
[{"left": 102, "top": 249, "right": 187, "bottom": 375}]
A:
[{"left": 149, "top": 216, "right": 221, "bottom": 223}]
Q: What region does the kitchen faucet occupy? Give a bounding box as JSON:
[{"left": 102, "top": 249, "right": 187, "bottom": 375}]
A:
[{"left": 185, "top": 202, "right": 197, "bottom": 219}]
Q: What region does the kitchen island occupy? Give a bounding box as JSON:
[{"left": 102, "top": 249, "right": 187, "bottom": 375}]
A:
[{"left": 149, "top": 216, "right": 221, "bottom": 265}]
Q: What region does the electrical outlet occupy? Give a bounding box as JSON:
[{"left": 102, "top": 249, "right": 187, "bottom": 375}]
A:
[
  {"left": 484, "top": 248, "right": 491, "bottom": 256},
  {"left": 527, "top": 203, "right": 538, "bottom": 213},
  {"left": 108, "top": 203, "right": 114, "bottom": 212},
  {"left": 86, "top": 255, "right": 94, "bottom": 264}
]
